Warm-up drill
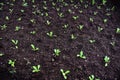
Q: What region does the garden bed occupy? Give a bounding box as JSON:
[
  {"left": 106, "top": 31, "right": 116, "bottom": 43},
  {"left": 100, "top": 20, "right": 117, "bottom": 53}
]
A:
[{"left": 0, "top": 0, "right": 120, "bottom": 80}]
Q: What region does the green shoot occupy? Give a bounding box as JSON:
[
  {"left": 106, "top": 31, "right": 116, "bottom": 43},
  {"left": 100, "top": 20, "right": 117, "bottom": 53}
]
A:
[
  {"left": 116, "top": 28, "right": 120, "bottom": 34},
  {"left": 11, "top": 39, "right": 19, "bottom": 49},
  {"left": 8, "top": 60, "right": 15, "bottom": 67},
  {"left": 60, "top": 69, "right": 70, "bottom": 80},
  {"left": 77, "top": 50, "right": 86, "bottom": 59},
  {"left": 89, "top": 75, "right": 100, "bottom": 80},
  {"left": 47, "top": 31, "right": 54, "bottom": 38},
  {"left": 54, "top": 49, "right": 61, "bottom": 56},
  {"left": 63, "top": 24, "right": 68, "bottom": 29},
  {"left": 5, "top": 16, "right": 9, "bottom": 20},
  {"left": 71, "top": 34, "right": 76, "bottom": 40},
  {"left": 110, "top": 41, "right": 115, "bottom": 47},
  {"left": 46, "top": 20, "right": 51, "bottom": 25},
  {"left": 15, "top": 26, "right": 21, "bottom": 31},
  {"left": 72, "top": 16, "right": 79, "bottom": 20},
  {"left": 90, "top": 18, "right": 94, "bottom": 22},
  {"left": 89, "top": 39, "right": 96, "bottom": 43},
  {"left": 103, "top": 19, "right": 107, "bottom": 23},
  {"left": 98, "top": 27, "right": 103, "bottom": 32},
  {"left": 0, "top": 52, "right": 4, "bottom": 57},
  {"left": 0, "top": 24, "right": 7, "bottom": 30},
  {"left": 92, "top": 0, "right": 95, "bottom": 5},
  {"left": 30, "top": 31, "right": 36, "bottom": 35},
  {"left": 77, "top": 25, "right": 84, "bottom": 30},
  {"left": 102, "top": 0, "right": 107, "bottom": 5},
  {"left": 32, "top": 65, "right": 41, "bottom": 73},
  {"left": 31, "top": 44, "right": 39, "bottom": 51},
  {"left": 104, "top": 56, "right": 110, "bottom": 67}
]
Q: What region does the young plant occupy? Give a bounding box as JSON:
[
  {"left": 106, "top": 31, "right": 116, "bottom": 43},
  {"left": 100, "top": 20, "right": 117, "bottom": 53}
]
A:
[
  {"left": 89, "top": 39, "right": 96, "bottom": 43},
  {"left": 47, "top": 31, "right": 54, "bottom": 38},
  {"left": 5, "top": 16, "right": 9, "bottom": 20},
  {"left": 98, "top": 26, "right": 103, "bottom": 32},
  {"left": 63, "top": 24, "right": 68, "bottom": 29},
  {"left": 92, "top": 0, "right": 95, "bottom": 5},
  {"left": 15, "top": 26, "right": 21, "bottom": 31},
  {"left": 77, "top": 50, "right": 86, "bottom": 59},
  {"left": 30, "top": 31, "right": 36, "bottom": 35},
  {"left": 77, "top": 25, "right": 84, "bottom": 30},
  {"left": 110, "top": 41, "right": 115, "bottom": 47},
  {"left": 11, "top": 39, "right": 19, "bottom": 49},
  {"left": 0, "top": 24, "right": 7, "bottom": 30},
  {"left": 89, "top": 18, "right": 94, "bottom": 22},
  {"left": 71, "top": 34, "right": 76, "bottom": 40},
  {"left": 102, "top": 0, "right": 107, "bottom": 5},
  {"left": 32, "top": 65, "right": 41, "bottom": 73},
  {"left": 0, "top": 52, "right": 4, "bottom": 57},
  {"left": 103, "top": 19, "right": 107, "bottom": 23},
  {"left": 60, "top": 69, "right": 70, "bottom": 80},
  {"left": 58, "top": 13, "right": 64, "bottom": 18},
  {"left": 31, "top": 44, "right": 39, "bottom": 51},
  {"left": 72, "top": 16, "right": 79, "bottom": 20},
  {"left": 8, "top": 60, "right": 15, "bottom": 67},
  {"left": 104, "top": 56, "right": 110, "bottom": 67},
  {"left": 46, "top": 20, "right": 51, "bottom": 25},
  {"left": 89, "top": 75, "right": 100, "bottom": 80},
  {"left": 116, "top": 28, "right": 120, "bottom": 34},
  {"left": 54, "top": 49, "right": 61, "bottom": 56}
]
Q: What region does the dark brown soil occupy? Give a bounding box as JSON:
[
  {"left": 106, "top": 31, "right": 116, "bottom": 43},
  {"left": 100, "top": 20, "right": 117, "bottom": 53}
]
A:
[{"left": 0, "top": 0, "right": 120, "bottom": 80}]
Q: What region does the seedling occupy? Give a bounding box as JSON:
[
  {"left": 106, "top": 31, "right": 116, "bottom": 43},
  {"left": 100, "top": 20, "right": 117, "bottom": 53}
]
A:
[
  {"left": 90, "top": 18, "right": 94, "bottom": 22},
  {"left": 22, "top": 2, "right": 28, "bottom": 7},
  {"left": 0, "top": 52, "right": 4, "bottom": 57},
  {"left": 32, "top": 65, "right": 41, "bottom": 73},
  {"left": 30, "top": 31, "right": 36, "bottom": 35},
  {"left": 5, "top": 16, "right": 9, "bottom": 20},
  {"left": 89, "top": 39, "right": 96, "bottom": 43},
  {"left": 79, "top": 10, "right": 83, "bottom": 13},
  {"left": 89, "top": 75, "right": 100, "bottom": 80},
  {"left": 116, "top": 28, "right": 120, "bottom": 34},
  {"left": 80, "top": 0, "right": 83, "bottom": 3},
  {"left": 72, "top": 16, "right": 79, "bottom": 20},
  {"left": 31, "top": 44, "right": 39, "bottom": 51},
  {"left": 110, "top": 41, "right": 115, "bottom": 47},
  {"left": 47, "top": 31, "right": 54, "bottom": 38},
  {"left": 8, "top": 60, "right": 15, "bottom": 67},
  {"left": 58, "top": 13, "right": 64, "bottom": 18},
  {"left": 92, "top": 0, "right": 95, "bottom": 5},
  {"left": 63, "top": 24, "right": 68, "bottom": 29},
  {"left": 104, "top": 56, "right": 110, "bottom": 67},
  {"left": 60, "top": 69, "right": 70, "bottom": 80},
  {"left": 103, "top": 19, "right": 107, "bottom": 23},
  {"left": 98, "top": 27, "right": 103, "bottom": 32},
  {"left": 1, "top": 24, "right": 7, "bottom": 30},
  {"left": 11, "top": 39, "right": 19, "bottom": 49},
  {"left": 15, "top": 26, "right": 20, "bottom": 31},
  {"left": 54, "top": 49, "right": 61, "bottom": 56},
  {"left": 77, "top": 25, "right": 84, "bottom": 30},
  {"left": 102, "top": 0, "right": 107, "bottom": 5},
  {"left": 46, "top": 20, "right": 51, "bottom": 25},
  {"left": 71, "top": 34, "right": 76, "bottom": 40},
  {"left": 77, "top": 50, "right": 86, "bottom": 59}
]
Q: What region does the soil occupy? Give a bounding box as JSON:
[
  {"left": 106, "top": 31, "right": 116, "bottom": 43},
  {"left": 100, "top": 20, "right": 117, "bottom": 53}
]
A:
[{"left": 0, "top": 0, "right": 120, "bottom": 80}]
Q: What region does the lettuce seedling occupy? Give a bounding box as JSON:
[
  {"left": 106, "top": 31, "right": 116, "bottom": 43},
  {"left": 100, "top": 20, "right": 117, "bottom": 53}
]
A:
[
  {"left": 77, "top": 50, "right": 86, "bottom": 59},
  {"left": 0, "top": 52, "right": 4, "bottom": 57},
  {"left": 15, "top": 26, "right": 21, "bottom": 31},
  {"left": 98, "top": 27, "right": 103, "bottom": 32},
  {"left": 116, "top": 28, "right": 120, "bottom": 34},
  {"left": 60, "top": 69, "right": 70, "bottom": 80},
  {"left": 89, "top": 39, "right": 96, "bottom": 43},
  {"left": 1, "top": 24, "right": 7, "bottom": 30},
  {"left": 31, "top": 44, "right": 39, "bottom": 51},
  {"left": 102, "top": 0, "right": 107, "bottom": 5},
  {"left": 54, "top": 49, "right": 61, "bottom": 56},
  {"left": 8, "top": 60, "right": 15, "bottom": 67},
  {"left": 89, "top": 75, "right": 100, "bottom": 80},
  {"left": 71, "top": 34, "right": 76, "bottom": 40},
  {"left": 92, "top": 0, "right": 95, "bottom": 5},
  {"left": 77, "top": 25, "right": 84, "bottom": 30},
  {"left": 32, "top": 65, "right": 41, "bottom": 73},
  {"left": 72, "top": 16, "right": 79, "bottom": 20},
  {"left": 11, "top": 39, "right": 19, "bottom": 49},
  {"left": 104, "top": 56, "right": 110, "bottom": 67}
]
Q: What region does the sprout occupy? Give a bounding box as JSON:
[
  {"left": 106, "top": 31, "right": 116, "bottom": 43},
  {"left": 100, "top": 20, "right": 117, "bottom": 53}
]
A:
[
  {"left": 8, "top": 60, "right": 15, "bottom": 67},
  {"left": 32, "top": 65, "right": 41, "bottom": 73},
  {"left": 31, "top": 44, "right": 39, "bottom": 51},
  {"left": 104, "top": 56, "right": 110, "bottom": 67},
  {"left": 77, "top": 50, "right": 86, "bottom": 59},
  {"left": 54, "top": 49, "right": 61, "bottom": 56},
  {"left": 60, "top": 69, "right": 70, "bottom": 80},
  {"left": 116, "top": 28, "right": 120, "bottom": 34}
]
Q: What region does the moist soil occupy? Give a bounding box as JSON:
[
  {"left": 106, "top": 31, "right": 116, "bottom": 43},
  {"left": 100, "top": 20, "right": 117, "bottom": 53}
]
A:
[{"left": 0, "top": 0, "right": 120, "bottom": 80}]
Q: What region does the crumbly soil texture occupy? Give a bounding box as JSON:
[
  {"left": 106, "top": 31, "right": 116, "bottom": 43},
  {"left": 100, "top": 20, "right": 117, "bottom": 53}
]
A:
[{"left": 0, "top": 0, "right": 120, "bottom": 80}]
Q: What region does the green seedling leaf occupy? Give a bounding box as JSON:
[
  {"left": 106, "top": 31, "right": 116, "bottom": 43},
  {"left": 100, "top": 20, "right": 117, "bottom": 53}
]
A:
[
  {"left": 54, "top": 49, "right": 61, "bottom": 56},
  {"left": 104, "top": 56, "right": 110, "bottom": 67},
  {"left": 8, "top": 60, "right": 15, "bottom": 67},
  {"left": 31, "top": 44, "right": 39, "bottom": 51},
  {"left": 60, "top": 69, "right": 70, "bottom": 80},
  {"left": 32, "top": 65, "right": 41, "bottom": 73},
  {"left": 77, "top": 50, "right": 86, "bottom": 59}
]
